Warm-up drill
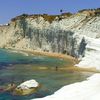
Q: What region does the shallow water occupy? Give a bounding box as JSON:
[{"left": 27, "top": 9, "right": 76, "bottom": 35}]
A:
[{"left": 0, "top": 49, "right": 93, "bottom": 100}]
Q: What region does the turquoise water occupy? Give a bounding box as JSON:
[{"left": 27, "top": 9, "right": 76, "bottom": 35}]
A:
[{"left": 0, "top": 49, "right": 92, "bottom": 100}]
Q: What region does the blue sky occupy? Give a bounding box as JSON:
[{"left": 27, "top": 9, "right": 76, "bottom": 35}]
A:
[{"left": 0, "top": 0, "right": 100, "bottom": 24}]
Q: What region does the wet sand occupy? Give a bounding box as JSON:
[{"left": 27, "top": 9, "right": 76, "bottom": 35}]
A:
[{"left": 23, "top": 50, "right": 77, "bottom": 64}]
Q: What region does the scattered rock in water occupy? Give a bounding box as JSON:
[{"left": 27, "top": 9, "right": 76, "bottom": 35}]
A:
[
  {"left": 4, "top": 83, "right": 16, "bottom": 92},
  {"left": 13, "top": 79, "right": 40, "bottom": 95}
]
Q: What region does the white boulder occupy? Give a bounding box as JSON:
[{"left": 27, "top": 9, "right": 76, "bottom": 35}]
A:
[{"left": 17, "top": 79, "right": 39, "bottom": 90}]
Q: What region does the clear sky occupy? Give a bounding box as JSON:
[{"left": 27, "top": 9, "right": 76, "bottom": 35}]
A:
[{"left": 0, "top": 0, "right": 100, "bottom": 24}]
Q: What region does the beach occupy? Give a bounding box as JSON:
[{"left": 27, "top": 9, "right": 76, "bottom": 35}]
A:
[{"left": 8, "top": 48, "right": 99, "bottom": 73}]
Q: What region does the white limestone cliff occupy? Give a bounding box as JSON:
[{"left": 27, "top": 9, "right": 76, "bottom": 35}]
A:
[
  {"left": 0, "top": 10, "right": 100, "bottom": 69},
  {"left": 33, "top": 74, "right": 100, "bottom": 100},
  {"left": 0, "top": 9, "right": 100, "bottom": 100}
]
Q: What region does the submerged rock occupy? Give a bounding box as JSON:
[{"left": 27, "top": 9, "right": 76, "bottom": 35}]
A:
[{"left": 4, "top": 83, "right": 16, "bottom": 92}]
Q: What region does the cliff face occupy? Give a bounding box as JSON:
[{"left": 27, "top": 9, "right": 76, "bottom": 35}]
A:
[{"left": 0, "top": 10, "right": 100, "bottom": 64}]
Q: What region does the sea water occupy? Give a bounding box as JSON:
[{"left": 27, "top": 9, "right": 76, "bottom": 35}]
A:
[{"left": 0, "top": 49, "right": 93, "bottom": 100}]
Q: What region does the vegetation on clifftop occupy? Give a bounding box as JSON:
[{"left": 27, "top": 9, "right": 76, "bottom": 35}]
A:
[{"left": 11, "top": 12, "right": 72, "bottom": 23}]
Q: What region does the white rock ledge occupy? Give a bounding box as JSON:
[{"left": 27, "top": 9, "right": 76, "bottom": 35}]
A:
[{"left": 33, "top": 74, "right": 100, "bottom": 100}]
